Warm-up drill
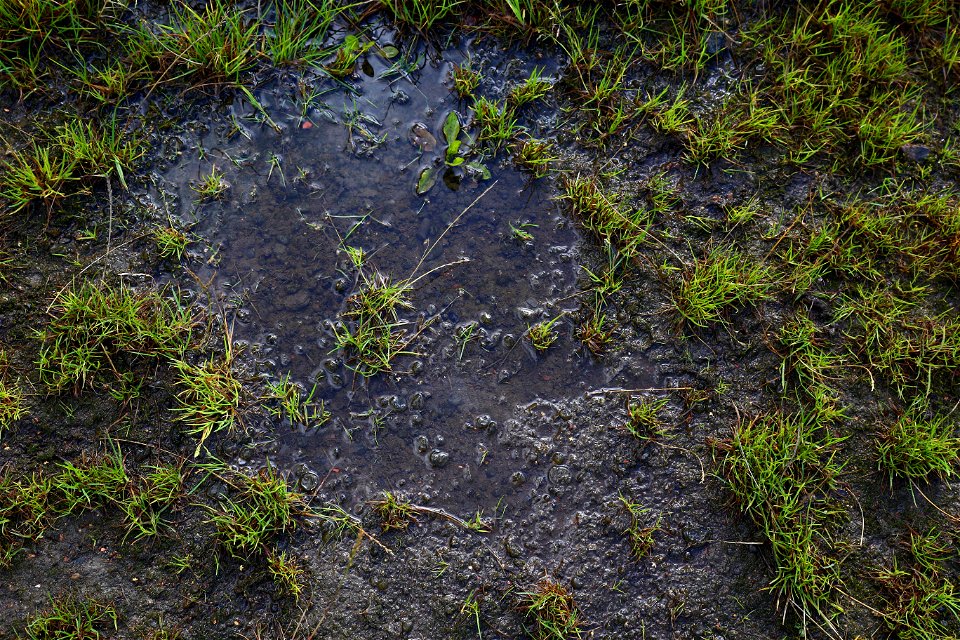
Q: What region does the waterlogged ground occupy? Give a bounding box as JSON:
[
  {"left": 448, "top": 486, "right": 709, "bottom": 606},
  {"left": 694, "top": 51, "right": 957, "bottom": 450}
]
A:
[{"left": 1, "top": 3, "right": 959, "bottom": 640}]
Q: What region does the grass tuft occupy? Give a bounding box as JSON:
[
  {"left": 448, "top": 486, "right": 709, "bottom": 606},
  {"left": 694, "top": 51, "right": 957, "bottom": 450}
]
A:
[
  {"left": 714, "top": 406, "right": 848, "bottom": 627},
  {"left": 672, "top": 246, "right": 776, "bottom": 328},
  {"left": 173, "top": 353, "right": 242, "bottom": 457},
  {"left": 519, "top": 579, "right": 583, "bottom": 640},
  {"left": 877, "top": 403, "right": 960, "bottom": 486},
  {"left": 21, "top": 597, "right": 117, "bottom": 640},
  {"left": 37, "top": 281, "right": 194, "bottom": 392},
  {"left": 207, "top": 464, "right": 305, "bottom": 558}
]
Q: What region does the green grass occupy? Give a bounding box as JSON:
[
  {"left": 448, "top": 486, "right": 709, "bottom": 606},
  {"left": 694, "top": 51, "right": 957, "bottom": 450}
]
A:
[
  {"left": 0, "top": 350, "right": 26, "bottom": 436},
  {"left": 520, "top": 579, "right": 583, "bottom": 640},
  {"left": 512, "top": 137, "right": 555, "bottom": 177},
  {"left": 54, "top": 115, "right": 145, "bottom": 187},
  {"left": 875, "top": 528, "right": 960, "bottom": 640},
  {"left": 370, "top": 490, "right": 416, "bottom": 531},
  {"left": 507, "top": 66, "right": 551, "bottom": 107},
  {"left": 561, "top": 176, "right": 649, "bottom": 256},
  {"left": 173, "top": 352, "right": 242, "bottom": 456},
  {"left": 877, "top": 404, "right": 960, "bottom": 486},
  {"left": 140, "top": 0, "right": 259, "bottom": 83},
  {"left": 331, "top": 270, "right": 416, "bottom": 377},
  {"left": 53, "top": 448, "right": 129, "bottom": 514},
  {"left": 625, "top": 397, "right": 668, "bottom": 441},
  {"left": 122, "top": 463, "right": 183, "bottom": 540},
  {"left": 378, "top": 0, "right": 461, "bottom": 32},
  {"left": 835, "top": 284, "right": 960, "bottom": 394},
  {"left": 714, "top": 406, "right": 848, "bottom": 628},
  {"left": 472, "top": 96, "right": 518, "bottom": 151},
  {"left": 207, "top": 464, "right": 306, "bottom": 558},
  {"left": 191, "top": 166, "right": 228, "bottom": 200},
  {"left": 777, "top": 314, "right": 842, "bottom": 394},
  {"left": 0, "top": 144, "right": 79, "bottom": 215},
  {"left": 37, "top": 281, "right": 194, "bottom": 392},
  {"left": 619, "top": 494, "right": 660, "bottom": 559},
  {"left": 262, "top": 0, "right": 338, "bottom": 66},
  {"left": 672, "top": 246, "right": 777, "bottom": 328},
  {"left": 683, "top": 91, "right": 782, "bottom": 165},
  {"left": 267, "top": 549, "right": 306, "bottom": 600},
  {"left": 0, "top": 471, "right": 51, "bottom": 565},
  {"left": 154, "top": 225, "right": 191, "bottom": 261},
  {"left": 451, "top": 63, "right": 480, "bottom": 99},
  {"left": 527, "top": 316, "right": 560, "bottom": 352},
  {"left": 20, "top": 597, "right": 117, "bottom": 640},
  {"left": 264, "top": 373, "right": 330, "bottom": 429}
]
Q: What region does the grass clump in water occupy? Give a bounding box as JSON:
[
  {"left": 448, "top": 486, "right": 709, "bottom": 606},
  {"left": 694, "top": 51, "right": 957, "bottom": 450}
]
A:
[
  {"left": 191, "top": 166, "right": 228, "bottom": 201},
  {"left": 507, "top": 66, "right": 551, "bottom": 107},
  {"left": 519, "top": 579, "right": 583, "bottom": 640},
  {"left": 527, "top": 316, "right": 560, "bottom": 352},
  {"left": 173, "top": 352, "right": 242, "bottom": 456},
  {"left": 332, "top": 270, "right": 415, "bottom": 377},
  {"left": 451, "top": 63, "right": 480, "bottom": 99},
  {"left": 153, "top": 225, "right": 191, "bottom": 262},
  {"left": 263, "top": 0, "right": 338, "bottom": 66},
  {"left": 137, "top": 0, "right": 259, "bottom": 83},
  {"left": 378, "top": 0, "right": 461, "bottom": 32},
  {"left": 370, "top": 490, "right": 417, "bottom": 531},
  {"left": 472, "top": 96, "right": 518, "bottom": 151},
  {"left": 264, "top": 373, "right": 330, "bottom": 429}
]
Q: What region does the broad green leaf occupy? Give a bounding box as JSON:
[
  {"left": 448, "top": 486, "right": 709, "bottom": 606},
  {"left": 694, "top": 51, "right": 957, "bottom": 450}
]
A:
[
  {"left": 417, "top": 167, "right": 438, "bottom": 195},
  {"left": 442, "top": 111, "right": 460, "bottom": 145}
]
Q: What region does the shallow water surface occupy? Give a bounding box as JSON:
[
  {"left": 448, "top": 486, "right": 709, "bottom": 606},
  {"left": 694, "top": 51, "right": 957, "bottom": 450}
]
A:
[{"left": 164, "top": 40, "right": 653, "bottom": 511}]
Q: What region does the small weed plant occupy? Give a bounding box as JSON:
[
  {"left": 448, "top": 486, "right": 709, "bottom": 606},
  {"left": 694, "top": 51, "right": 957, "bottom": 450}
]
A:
[
  {"left": 877, "top": 404, "right": 960, "bottom": 486},
  {"left": 370, "top": 491, "right": 416, "bottom": 531},
  {"left": 672, "top": 246, "right": 776, "bottom": 328},
  {"left": 21, "top": 598, "right": 117, "bottom": 640},
  {"left": 520, "top": 579, "right": 583, "bottom": 640}
]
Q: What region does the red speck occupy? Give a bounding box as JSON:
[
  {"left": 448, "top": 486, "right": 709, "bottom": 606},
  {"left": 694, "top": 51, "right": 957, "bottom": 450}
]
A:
[{"left": 302, "top": 121, "right": 313, "bottom": 129}]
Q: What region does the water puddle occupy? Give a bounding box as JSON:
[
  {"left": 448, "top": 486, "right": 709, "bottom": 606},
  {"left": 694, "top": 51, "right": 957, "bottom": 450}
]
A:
[{"left": 159, "top": 38, "right": 653, "bottom": 510}]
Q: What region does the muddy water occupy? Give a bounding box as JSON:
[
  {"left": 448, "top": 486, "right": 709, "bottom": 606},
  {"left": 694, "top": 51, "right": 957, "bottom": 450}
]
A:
[{"left": 161, "top": 39, "right": 653, "bottom": 512}]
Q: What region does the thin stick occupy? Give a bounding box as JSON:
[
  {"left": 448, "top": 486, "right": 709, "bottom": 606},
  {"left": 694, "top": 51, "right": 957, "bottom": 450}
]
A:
[{"left": 411, "top": 180, "right": 499, "bottom": 278}]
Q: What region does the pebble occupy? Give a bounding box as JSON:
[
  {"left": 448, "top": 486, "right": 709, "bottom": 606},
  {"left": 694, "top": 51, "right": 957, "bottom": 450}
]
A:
[
  {"left": 428, "top": 449, "right": 450, "bottom": 467},
  {"left": 547, "top": 465, "right": 572, "bottom": 485}
]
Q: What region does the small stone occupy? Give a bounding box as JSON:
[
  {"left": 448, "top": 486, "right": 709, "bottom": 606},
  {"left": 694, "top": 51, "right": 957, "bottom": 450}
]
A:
[
  {"left": 428, "top": 449, "right": 450, "bottom": 468},
  {"left": 299, "top": 471, "right": 319, "bottom": 492},
  {"left": 901, "top": 144, "right": 932, "bottom": 163},
  {"left": 547, "top": 465, "right": 572, "bottom": 485},
  {"left": 414, "top": 435, "right": 429, "bottom": 454}
]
